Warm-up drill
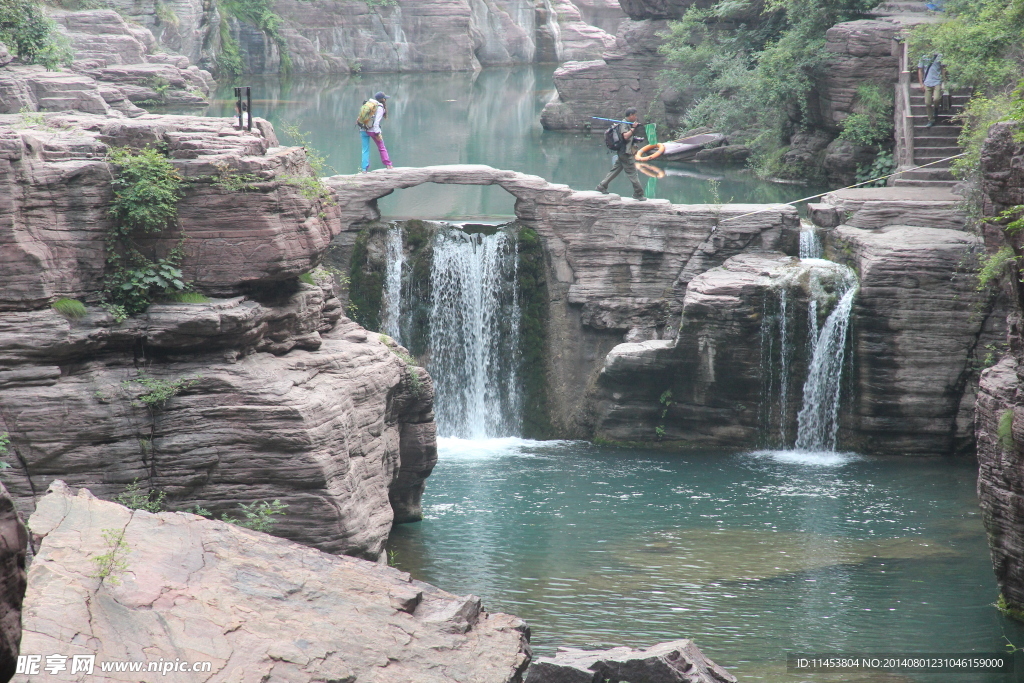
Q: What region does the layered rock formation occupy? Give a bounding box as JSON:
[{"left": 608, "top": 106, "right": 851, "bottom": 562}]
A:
[
  {"left": 0, "top": 9, "right": 211, "bottom": 116},
  {"left": 325, "top": 164, "right": 797, "bottom": 437},
  {"left": 975, "top": 122, "right": 1024, "bottom": 614},
  {"left": 15, "top": 481, "right": 530, "bottom": 683},
  {"left": 0, "top": 113, "right": 435, "bottom": 561},
  {"left": 99, "top": 0, "right": 615, "bottom": 74}
]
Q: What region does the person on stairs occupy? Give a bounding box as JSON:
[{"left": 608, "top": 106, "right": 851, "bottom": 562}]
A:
[
  {"left": 916, "top": 53, "right": 946, "bottom": 128},
  {"left": 357, "top": 91, "right": 394, "bottom": 172},
  {"left": 596, "top": 107, "right": 646, "bottom": 201}
]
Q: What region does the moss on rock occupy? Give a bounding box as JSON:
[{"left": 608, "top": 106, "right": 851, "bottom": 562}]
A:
[{"left": 517, "top": 225, "right": 552, "bottom": 439}]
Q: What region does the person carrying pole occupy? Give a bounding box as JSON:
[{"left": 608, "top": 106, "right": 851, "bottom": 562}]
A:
[
  {"left": 596, "top": 107, "right": 646, "bottom": 201},
  {"left": 357, "top": 91, "right": 393, "bottom": 172}
]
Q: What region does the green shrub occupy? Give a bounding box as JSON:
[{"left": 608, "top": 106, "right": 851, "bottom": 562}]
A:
[
  {"left": 122, "top": 373, "right": 200, "bottom": 410},
  {"left": 91, "top": 528, "right": 130, "bottom": 585},
  {"left": 216, "top": 19, "right": 245, "bottom": 78},
  {"left": 838, "top": 84, "right": 894, "bottom": 145},
  {"left": 976, "top": 245, "right": 1017, "bottom": 290},
  {"left": 298, "top": 272, "right": 316, "bottom": 285},
  {"left": 107, "top": 147, "right": 183, "bottom": 237},
  {"left": 51, "top": 297, "right": 87, "bottom": 319},
  {"left": 115, "top": 478, "right": 166, "bottom": 513},
  {"left": 0, "top": 433, "right": 10, "bottom": 471},
  {"left": 221, "top": 499, "right": 287, "bottom": 532},
  {"left": 855, "top": 148, "right": 896, "bottom": 187},
  {"left": 0, "top": 0, "right": 74, "bottom": 69}
]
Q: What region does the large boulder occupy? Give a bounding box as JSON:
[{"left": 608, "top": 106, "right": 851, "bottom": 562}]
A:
[
  {"left": 525, "top": 640, "right": 735, "bottom": 683},
  {"left": 14, "top": 481, "right": 531, "bottom": 682}
]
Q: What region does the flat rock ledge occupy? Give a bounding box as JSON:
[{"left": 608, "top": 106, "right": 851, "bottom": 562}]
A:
[
  {"left": 14, "top": 481, "right": 531, "bottom": 683},
  {"left": 525, "top": 640, "right": 736, "bottom": 683}
]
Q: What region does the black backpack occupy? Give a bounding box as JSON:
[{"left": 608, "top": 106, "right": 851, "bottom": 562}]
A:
[{"left": 604, "top": 124, "right": 625, "bottom": 151}]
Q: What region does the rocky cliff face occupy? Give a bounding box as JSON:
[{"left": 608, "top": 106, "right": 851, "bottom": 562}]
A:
[
  {"left": 0, "top": 9, "right": 211, "bottom": 116},
  {"left": 974, "top": 122, "right": 1024, "bottom": 615},
  {"left": 0, "top": 484, "right": 27, "bottom": 682},
  {"left": 99, "top": 0, "right": 614, "bottom": 74},
  {"left": 14, "top": 481, "right": 530, "bottom": 682},
  {"left": 324, "top": 165, "right": 797, "bottom": 437},
  {"left": 0, "top": 112, "right": 436, "bottom": 561}
]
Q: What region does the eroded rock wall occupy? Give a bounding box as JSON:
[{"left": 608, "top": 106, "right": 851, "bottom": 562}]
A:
[
  {"left": 975, "top": 121, "right": 1024, "bottom": 613},
  {"left": 0, "top": 113, "right": 436, "bottom": 561}
]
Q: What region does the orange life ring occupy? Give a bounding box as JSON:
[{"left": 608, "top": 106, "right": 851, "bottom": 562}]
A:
[
  {"left": 635, "top": 162, "right": 666, "bottom": 179},
  {"left": 635, "top": 143, "right": 666, "bottom": 162}
]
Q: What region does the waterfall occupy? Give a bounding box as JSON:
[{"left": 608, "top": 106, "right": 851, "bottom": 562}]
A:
[
  {"left": 760, "top": 287, "right": 793, "bottom": 448},
  {"left": 794, "top": 270, "right": 858, "bottom": 452},
  {"left": 381, "top": 224, "right": 405, "bottom": 343},
  {"left": 799, "top": 223, "right": 822, "bottom": 259},
  {"left": 429, "top": 227, "right": 522, "bottom": 439}
]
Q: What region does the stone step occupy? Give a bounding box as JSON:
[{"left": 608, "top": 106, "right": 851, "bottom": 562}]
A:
[
  {"left": 910, "top": 104, "right": 965, "bottom": 116},
  {"left": 914, "top": 149, "right": 962, "bottom": 164},
  {"left": 912, "top": 123, "right": 962, "bottom": 135},
  {"left": 892, "top": 178, "right": 960, "bottom": 188},
  {"left": 908, "top": 93, "right": 971, "bottom": 104},
  {"left": 915, "top": 136, "right": 962, "bottom": 148},
  {"left": 896, "top": 167, "right": 956, "bottom": 181}
]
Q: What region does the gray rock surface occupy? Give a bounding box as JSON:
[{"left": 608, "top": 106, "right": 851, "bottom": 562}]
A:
[
  {"left": 525, "top": 639, "right": 735, "bottom": 683},
  {"left": 325, "top": 165, "right": 796, "bottom": 437},
  {"left": 811, "top": 186, "right": 968, "bottom": 231},
  {"left": 828, "top": 224, "right": 1002, "bottom": 455},
  {"left": 14, "top": 481, "right": 531, "bottom": 683},
  {"left": 0, "top": 113, "right": 436, "bottom": 560}
]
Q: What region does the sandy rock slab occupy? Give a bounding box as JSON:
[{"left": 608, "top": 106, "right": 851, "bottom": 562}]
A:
[
  {"left": 14, "top": 481, "right": 531, "bottom": 683},
  {"left": 525, "top": 640, "right": 735, "bottom": 683}
]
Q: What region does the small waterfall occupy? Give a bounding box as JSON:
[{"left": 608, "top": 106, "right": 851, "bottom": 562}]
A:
[
  {"left": 799, "top": 224, "right": 822, "bottom": 260},
  {"left": 429, "top": 227, "right": 522, "bottom": 439},
  {"left": 760, "top": 287, "right": 793, "bottom": 447},
  {"left": 381, "top": 224, "right": 405, "bottom": 343},
  {"left": 794, "top": 269, "right": 858, "bottom": 452}
]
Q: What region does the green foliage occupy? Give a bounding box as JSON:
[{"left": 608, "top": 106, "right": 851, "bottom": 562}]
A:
[
  {"left": 51, "top": 297, "right": 87, "bottom": 319},
  {"left": 217, "top": 0, "right": 291, "bottom": 73},
  {"left": 17, "top": 107, "right": 45, "bottom": 127},
  {"left": 90, "top": 528, "right": 130, "bottom": 585},
  {"left": 656, "top": 389, "right": 674, "bottom": 440},
  {"left": 115, "top": 478, "right": 166, "bottom": 513},
  {"left": 364, "top": 0, "right": 397, "bottom": 6},
  {"left": 908, "top": 0, "right": 1024, "bottom": 92},
  {"left": 221, "top": 499, "right": 287, "bottom": 532},
  {"left": 104, "top": 147, "right": 190, "bottom": 316},
  {"left": 347, "top": 229, "right": 385, "bottom": 330},
  {"left": 976, "top": 246, "right": 1017, "bottom": 290},
  {"left": 277, "top": 122, "right": 334, "bottom": 202},
  {"left": 660, "top": 0, "right": 875, "bottom": 173},
  {"left": 855, "top": 148, "right": 896, "bottom": 187},
  {"left": 298, "top": 272, "right": 316, "bottom": 285},
  {"left": 213, "top": 160, "right": 260, "bottom": 191},
  {"left": 838, "top": 84, "right": 894, "bottom": 145},
  {"left": 107, "top": 147, "right": 183, "bottom": 237},
  {"left": 122, "top": 373, "right": 200, "bottom": 410},
  {"left": 187, "top": 505, "right": 211, "bottom": 517},
  {"left": 998, "top": 408, "right": 1015, "bottom": 449},
  {"left": 951, "top": 93, "right": 1014, "bottom": 181},
  {"left": 101, "top": 302, "right": 129, "bottom": 323},
  {"left": 154, "top": 0, "right": 179, "bottom": 26},
  {"left": 165, "top": 291, "right": 210, "bottom": 303},
  {"left": 216, "top": 18, "right": 245, "bottom": 78},
  {"left": 0, "top": 0, "right": 74, "bottom": 69}
]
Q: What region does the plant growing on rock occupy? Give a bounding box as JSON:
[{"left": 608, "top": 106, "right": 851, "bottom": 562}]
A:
[
  {"left": 115, "top": 479, "right": 166, "bottom": 513},
  {"left": 90, "top": 528, "right": 130, "bottom": 586},
  {"left": 217, "top": 0, "right": 291, "bottom": 73},
  {"left": 221, "top": 499, "right": 288, "bottom": 532},
  {"left": 104, "top": 147, "right": 191, "bottom": 316},
  {"left": 838, "top": 84, "right": 894, "bottom": 147},
  {"left": 0, "top": 433, "right": 11, "bottom": 471},
  {"left": 51, "top": 297, "right": 87, "bottom": 319},
  {"left": 122, "top": 374, "right": 201, "bottom": 411}
]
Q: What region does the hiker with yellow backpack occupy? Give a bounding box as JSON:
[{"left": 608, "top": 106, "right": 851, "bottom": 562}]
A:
[{"left": 357, "top": 92, "right": 393, "bottom": 172}]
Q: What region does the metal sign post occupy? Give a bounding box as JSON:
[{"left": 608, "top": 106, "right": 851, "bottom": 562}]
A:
[{"left": 233, "top": 86, "right": 252, "bottom": 130}]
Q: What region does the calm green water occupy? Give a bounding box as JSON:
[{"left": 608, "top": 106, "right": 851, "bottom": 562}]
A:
[
  {"left": 197, "top": 67, "right": 829, "bottom": 219},
  {"left": 388, "top": 439, "right": 1022, "bottom": 682}
]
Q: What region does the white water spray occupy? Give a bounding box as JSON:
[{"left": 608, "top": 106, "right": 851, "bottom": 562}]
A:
[
  {"left": 381, "top": 224, "right": 405, "bottom": 343},
  {"left": 429, "top": 228, "right": 522, "bottom": 439}
]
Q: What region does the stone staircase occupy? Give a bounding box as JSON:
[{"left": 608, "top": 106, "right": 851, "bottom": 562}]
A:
[{"left": 891, "top": 89, "right": 970, "bottom": 188}]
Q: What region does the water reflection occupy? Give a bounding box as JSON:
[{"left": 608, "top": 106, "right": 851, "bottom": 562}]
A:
[
  {"left": 192, "top": 68, "right": 831, "bottom": 219},
  {"left": 387, "top": 442, "right": 1021, "bottom": 682}
]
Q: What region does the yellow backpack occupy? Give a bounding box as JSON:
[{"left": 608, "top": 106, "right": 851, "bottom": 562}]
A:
[{"left": 356, "top": 99, "right": 378, "bottom": 129}]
